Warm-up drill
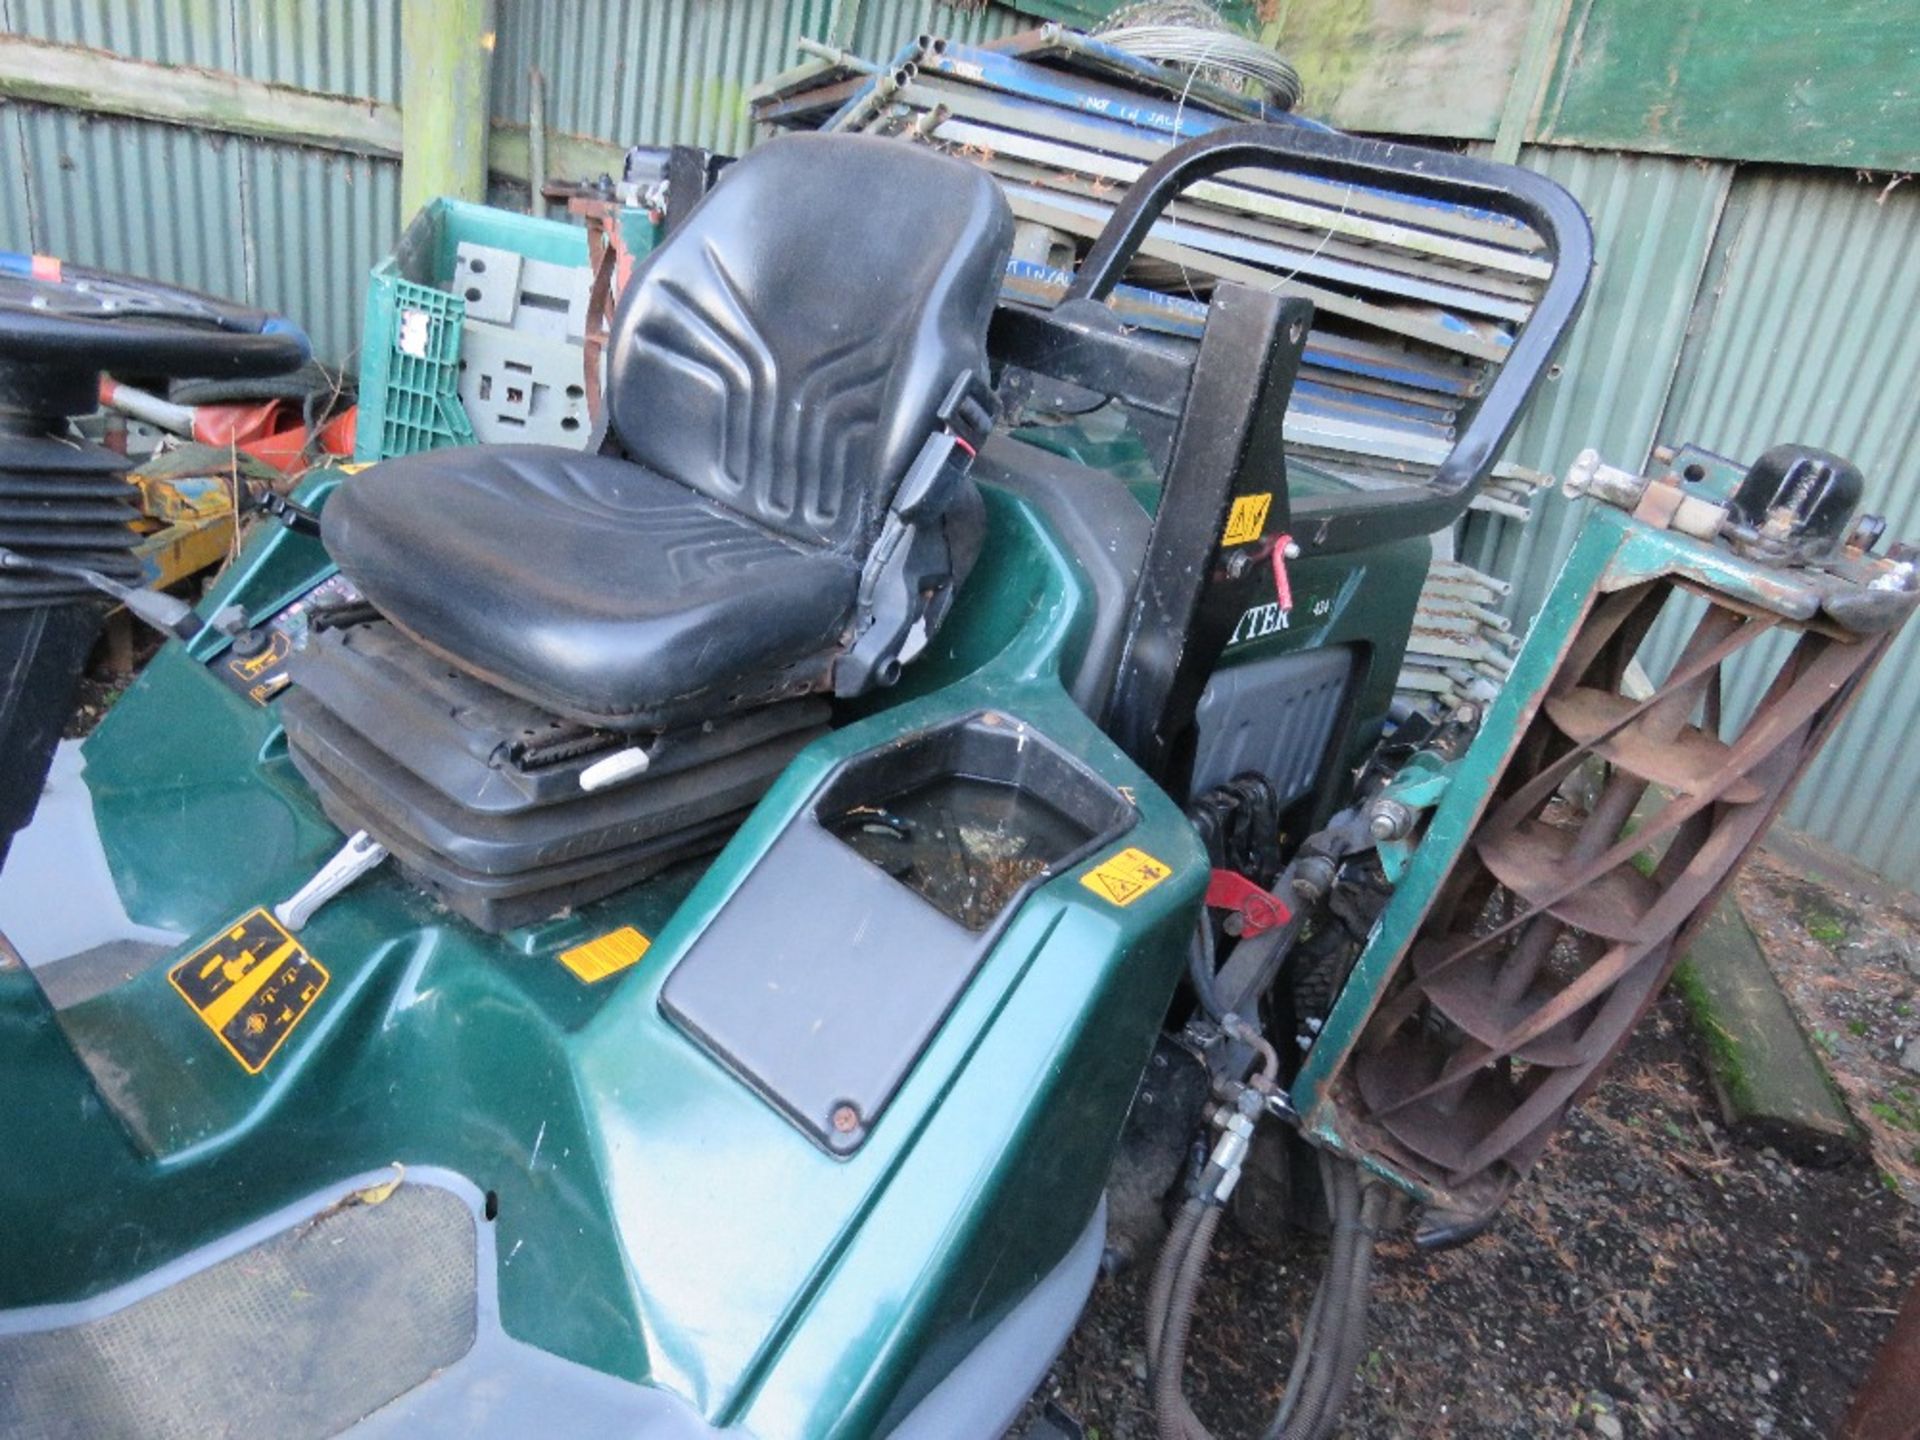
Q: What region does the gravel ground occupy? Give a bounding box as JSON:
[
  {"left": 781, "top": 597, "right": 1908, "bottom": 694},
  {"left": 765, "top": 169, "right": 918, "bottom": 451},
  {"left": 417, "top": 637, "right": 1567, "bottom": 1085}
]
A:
[{"left": 1030, "top": 840, "right": 1920, "bottom": 1439}]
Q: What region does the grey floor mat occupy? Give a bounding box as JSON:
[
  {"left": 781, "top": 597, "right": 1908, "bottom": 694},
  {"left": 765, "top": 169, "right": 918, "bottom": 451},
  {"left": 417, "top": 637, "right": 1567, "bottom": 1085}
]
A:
[{"left": 0, "top": 1183, "right": 477, "bottom": 1440}]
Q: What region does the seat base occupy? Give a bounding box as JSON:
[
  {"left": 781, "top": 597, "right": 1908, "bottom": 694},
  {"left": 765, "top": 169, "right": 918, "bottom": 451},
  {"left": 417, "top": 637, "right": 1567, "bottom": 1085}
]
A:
[{"left": 283, "top": 622, "right": 827, "bottom": 931}]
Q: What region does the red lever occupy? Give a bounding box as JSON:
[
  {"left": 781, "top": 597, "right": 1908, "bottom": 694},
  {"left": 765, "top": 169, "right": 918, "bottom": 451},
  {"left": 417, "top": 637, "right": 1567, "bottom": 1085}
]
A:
[
  {"left": 1205, "top": 868, "right": 1292, "bottom": 937},
  {"left": 1270, "top": 533, "right": 1294, "bottom": 613}
]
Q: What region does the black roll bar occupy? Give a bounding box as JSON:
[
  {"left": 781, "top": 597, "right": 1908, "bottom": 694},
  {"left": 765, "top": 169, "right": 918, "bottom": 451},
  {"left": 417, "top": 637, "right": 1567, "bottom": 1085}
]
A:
[{"left": 1064, "top": 123, "right": 1595, "bottom": 557}]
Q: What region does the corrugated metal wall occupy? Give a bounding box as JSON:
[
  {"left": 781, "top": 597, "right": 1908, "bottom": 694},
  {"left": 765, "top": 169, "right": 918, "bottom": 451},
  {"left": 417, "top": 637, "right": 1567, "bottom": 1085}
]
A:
[
  {"left": 1461, "top": 146, "right": 1732, "bottom": 624},
  {"left": 1638, "top": 170, "right": 1920, "bottom": 885},
  {"left": 2, "top": 2, "right": 1027, "bottom": 358},
  {"left": 0, "top": 0, "right": 403, "bottom": 363},
  {"left": 489, "top": 1, "right": 1029, "bottom": 157}
]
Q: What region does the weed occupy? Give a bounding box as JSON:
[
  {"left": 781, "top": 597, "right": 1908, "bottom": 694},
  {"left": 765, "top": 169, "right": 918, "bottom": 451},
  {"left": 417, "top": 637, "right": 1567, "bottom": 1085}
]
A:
[{"left": 1805, "top": 914, "right": 1849, "bottom": 945}]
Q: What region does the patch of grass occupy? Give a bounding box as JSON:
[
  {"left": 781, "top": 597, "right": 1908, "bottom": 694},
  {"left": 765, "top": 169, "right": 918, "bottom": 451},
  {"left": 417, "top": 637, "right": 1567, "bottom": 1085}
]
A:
[
  {"left": 1804, "top": 913, "right": 1850, "bottom": 945},
  {"left": 1847, "top": 1018, "right": 1871, "bottom": 1038},
  {"left": 1867, "top": 1090, "right": 1920, "bottom": 1132}
]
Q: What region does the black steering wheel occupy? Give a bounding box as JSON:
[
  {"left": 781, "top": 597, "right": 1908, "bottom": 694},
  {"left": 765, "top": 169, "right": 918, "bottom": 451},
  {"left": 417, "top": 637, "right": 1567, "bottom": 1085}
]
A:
[{"left": 0, "top": 251, "right": 310, "bottom": 411}]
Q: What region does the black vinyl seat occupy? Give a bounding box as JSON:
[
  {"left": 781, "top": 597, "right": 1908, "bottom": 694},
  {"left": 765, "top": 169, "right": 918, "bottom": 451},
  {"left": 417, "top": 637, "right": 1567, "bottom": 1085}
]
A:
[
  {"left": 322, "top": 132, "right": 1014, "bottom": 730},
  {"left": 323, "top": 446, "right": 860, "bottom": 726}
]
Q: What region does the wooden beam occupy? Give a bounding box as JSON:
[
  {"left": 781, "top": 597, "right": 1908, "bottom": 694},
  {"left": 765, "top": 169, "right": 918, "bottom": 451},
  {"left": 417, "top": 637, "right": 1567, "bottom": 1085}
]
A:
[
  {"left": 486, "top": 122, "right": 625, "bottom": 189},
  {"left": 0, "top": 33, "right": 400, "bottom": 158},
  {"left": 1671, "top": 896, "right": 1866, "bottom": 1167},
  {"left": 400, "top": 0, "right": 496, "bottom": 216}
]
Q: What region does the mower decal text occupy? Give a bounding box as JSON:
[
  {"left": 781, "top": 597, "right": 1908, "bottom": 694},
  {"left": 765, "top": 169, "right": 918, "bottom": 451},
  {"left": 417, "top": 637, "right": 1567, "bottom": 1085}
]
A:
[
  {"left": 1222, "top": 493, "right": 1272, "bottom": 546},
  {"left": 1228, "top": 599, "right": 1291, "bottom": 645},
  {"left": 558, "top": 926, "right": 652, "bottom": 984},
  {"left": 1081, "top": 848, "right": 1173, "bottom": 907},
  {"left": 168, "top": 908, "right": 329, "bottom": 1074}
]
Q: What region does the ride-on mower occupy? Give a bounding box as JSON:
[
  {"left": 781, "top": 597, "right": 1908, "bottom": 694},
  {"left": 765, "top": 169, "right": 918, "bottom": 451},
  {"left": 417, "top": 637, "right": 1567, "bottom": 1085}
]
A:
[{"left": 0, "top": 123, "right": 1913, "bottom": 1440}]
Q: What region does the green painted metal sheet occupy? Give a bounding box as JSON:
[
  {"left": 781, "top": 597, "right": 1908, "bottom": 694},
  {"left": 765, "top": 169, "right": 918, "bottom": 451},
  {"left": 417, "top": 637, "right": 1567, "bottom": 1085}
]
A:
[
  {"left": 0, "top": 104, "right": 396, "bottom": 363},
  {"left": 7, "top": 106, "right": 252, "bottom": 301},
  {"left": 2, "top": 473, "right": 1211, "bottom": 1431},
  {"left": 1260, "top": 0, "right": 1531, "bottom": 142},
  {"left": 1640, "top": 168, "right": 1920, "bottom": 890},
  {"left": 0, "top": 104, "right": 30, "bottom": 250},
  {"left": 1535, "top": 0, "right": 1920, "bottom": 171},
  {"left": 245, "top": 146, "right": 403, "bottom": 366},
  {"left": 851, "top": 0, "right": 1033, "bottom": 54},
  {"left": 1, "top": 0, "right": 402, "bottom": 102}
]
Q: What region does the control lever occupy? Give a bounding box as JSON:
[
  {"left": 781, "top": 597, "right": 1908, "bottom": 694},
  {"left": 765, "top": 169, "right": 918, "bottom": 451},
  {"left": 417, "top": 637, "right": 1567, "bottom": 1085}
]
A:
[
  {"left": 0, "top": 542, "right": 205, "bottom": 642},
  {"left": 274, "top": 829, "right": 389, "bottom": 932}
]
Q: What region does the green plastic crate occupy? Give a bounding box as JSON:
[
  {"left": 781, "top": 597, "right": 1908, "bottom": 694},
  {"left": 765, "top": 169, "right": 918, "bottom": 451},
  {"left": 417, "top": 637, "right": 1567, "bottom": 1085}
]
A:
[
  {"left": 354, "top": 198, "right": 659, "bottom": 462},
  {"left": 356, "top": 277, "right": 475, "bottom": 460}
]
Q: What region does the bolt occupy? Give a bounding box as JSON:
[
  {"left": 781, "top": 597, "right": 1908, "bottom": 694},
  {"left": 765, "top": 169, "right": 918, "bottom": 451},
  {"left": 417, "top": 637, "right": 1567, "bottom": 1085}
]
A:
[
  {"left": 1367, "top": 798, "right": 1414, "bottom": 842},
  {"left": 1282, "top": 540, "right": 1301, "bottom": 560},
  {"left": 831, "top": 1105, "right": 860, "bottom": 1134},
  {"left": 1225, "top": 551, "right": 1252, "bottom": 579}
]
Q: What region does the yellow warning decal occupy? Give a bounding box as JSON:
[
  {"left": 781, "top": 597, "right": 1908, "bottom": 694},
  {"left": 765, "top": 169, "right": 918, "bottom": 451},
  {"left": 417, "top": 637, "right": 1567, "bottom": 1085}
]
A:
[
  {"left": 1222, "top": 493, "right": 1272, "bottom": 546},
  {"left": 168, "top": 908, "right": 329, "bottom": 1075},
  {"left": 1080, "top": 847, "right": 1173, "bottom": 907},
  {"left": 558, "top": 926, "right": 652, "bottom": 984}
]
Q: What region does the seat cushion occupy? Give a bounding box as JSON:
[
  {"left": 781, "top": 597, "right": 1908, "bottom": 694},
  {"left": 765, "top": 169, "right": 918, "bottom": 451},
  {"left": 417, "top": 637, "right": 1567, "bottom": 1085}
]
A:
[{"left": 322, "top": 445, "right": 860, "bottom": 728}]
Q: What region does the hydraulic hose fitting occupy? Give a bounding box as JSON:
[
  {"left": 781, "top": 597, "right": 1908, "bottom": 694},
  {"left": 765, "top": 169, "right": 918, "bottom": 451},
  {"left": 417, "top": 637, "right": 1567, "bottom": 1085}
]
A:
[
  {"left": 1204, "top": 1109, "right": 1257, "bottom": 1203},
  {"left": 1291, "top": 852, "right": 1338, "bottom": 903}
]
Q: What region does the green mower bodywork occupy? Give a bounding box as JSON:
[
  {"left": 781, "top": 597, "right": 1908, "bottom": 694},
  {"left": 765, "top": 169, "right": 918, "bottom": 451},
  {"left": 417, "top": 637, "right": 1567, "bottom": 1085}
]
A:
[
  {"left": 0, "top": 122, "right": 1610, "bottom": 1438},
  {"left": 1, "top": 454, "right": 1421, "bottom": 1434}
]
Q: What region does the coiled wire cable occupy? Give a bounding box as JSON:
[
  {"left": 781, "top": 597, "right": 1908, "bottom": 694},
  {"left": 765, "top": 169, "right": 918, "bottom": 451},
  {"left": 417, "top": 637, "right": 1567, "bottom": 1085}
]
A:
[{"left": 1099, "top": 23, "right": 1302, "bottom": 109}]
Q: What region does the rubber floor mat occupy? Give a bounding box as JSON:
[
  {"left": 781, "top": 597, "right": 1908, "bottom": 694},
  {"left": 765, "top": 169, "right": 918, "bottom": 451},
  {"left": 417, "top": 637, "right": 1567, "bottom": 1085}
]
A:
[{"left": 0, "top": 1181, "right": 477, "bottom": 1439}]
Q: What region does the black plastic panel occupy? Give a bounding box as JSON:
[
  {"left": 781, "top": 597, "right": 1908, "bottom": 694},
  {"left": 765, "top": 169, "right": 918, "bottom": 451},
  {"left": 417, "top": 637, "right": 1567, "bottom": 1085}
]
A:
[
  {"left": 1190, "top": 646, "right": 1353, "bottom": 801},
  {"left": 972, "top": 435, "right": 1150, "bottom": 720},
  {"left": 662, "top": 712, "right": 1134, "bottom": 1152}
]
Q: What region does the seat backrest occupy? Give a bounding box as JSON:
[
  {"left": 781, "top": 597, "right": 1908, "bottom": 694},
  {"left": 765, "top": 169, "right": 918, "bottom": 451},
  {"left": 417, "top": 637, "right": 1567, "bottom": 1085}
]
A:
[{"left": 603, "top": 133, "right": 1013, "bottom": 553}]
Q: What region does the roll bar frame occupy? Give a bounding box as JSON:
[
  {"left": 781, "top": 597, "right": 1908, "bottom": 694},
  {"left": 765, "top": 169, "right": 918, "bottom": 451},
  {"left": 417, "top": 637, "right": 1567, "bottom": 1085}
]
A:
[{"left": 1063, "top": 122, "right": 1595, "bottom": 557}]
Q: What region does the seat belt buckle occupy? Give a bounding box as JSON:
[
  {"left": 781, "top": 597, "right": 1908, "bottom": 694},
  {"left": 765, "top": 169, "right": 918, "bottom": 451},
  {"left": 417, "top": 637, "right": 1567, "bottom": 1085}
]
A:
[
  {"left": 935, "top": 369, "right": 998, "bottom": 453},
  {"left": 895, "top": 370, "right": 997, "bottom": 522}
]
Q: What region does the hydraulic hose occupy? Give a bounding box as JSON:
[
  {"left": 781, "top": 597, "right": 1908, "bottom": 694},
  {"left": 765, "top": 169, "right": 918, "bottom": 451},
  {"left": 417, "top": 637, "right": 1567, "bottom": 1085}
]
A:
[
  {"left": 1189, "top": 915, "right": 1227, "bottom": 1021},
  {"left": 1150, "top": 1197, "right": 1223, "bottom": 1440},
  {"left": 1145, "top": 1152, "right": 1382, "bottom": 1440}
]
